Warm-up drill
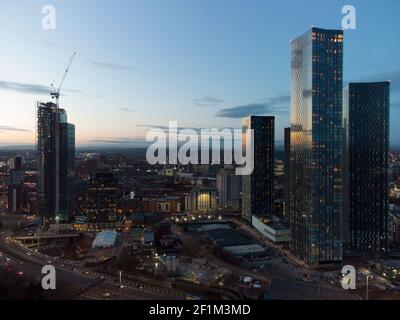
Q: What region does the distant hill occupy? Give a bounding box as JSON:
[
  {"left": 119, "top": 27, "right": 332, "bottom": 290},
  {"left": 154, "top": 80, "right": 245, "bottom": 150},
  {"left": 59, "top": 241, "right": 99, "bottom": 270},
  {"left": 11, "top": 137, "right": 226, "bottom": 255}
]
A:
[{"left": 0, "top": 144, "right": 35, "bottom": 151}]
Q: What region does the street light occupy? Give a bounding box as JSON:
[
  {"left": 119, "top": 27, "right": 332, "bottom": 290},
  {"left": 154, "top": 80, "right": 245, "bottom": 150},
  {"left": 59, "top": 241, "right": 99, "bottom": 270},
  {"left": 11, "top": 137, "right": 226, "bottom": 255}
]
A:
[
  {"left": 118, "top": 270, "right": 123, "bottom": 299},
  {"left": 366, "top": 275, "right": 373, "bottom": 300}
]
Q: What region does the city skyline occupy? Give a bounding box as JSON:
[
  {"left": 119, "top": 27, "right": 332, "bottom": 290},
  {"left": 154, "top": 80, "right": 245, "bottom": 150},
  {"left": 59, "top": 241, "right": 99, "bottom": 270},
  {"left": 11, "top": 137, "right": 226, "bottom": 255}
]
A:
[
  {"left": 0, "top": 0, "right": 400, "bottom": 147},
  {"left": 1, "top": 1, "right": 400, "bottom": 302}
]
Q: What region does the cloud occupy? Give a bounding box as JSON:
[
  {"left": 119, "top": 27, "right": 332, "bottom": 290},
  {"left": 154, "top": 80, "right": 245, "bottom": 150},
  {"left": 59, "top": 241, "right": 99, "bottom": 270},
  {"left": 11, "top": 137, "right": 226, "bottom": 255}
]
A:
[
  {"left": 137, "top": 124, "right": 241, "bottom": 139},
  {"left": 0, "top": 24, "right": 55, "bottom": 48},
  {"left": 137, "top": 124, "right": 187, "bottom": 131},
  {"left": 0, "top": 80, "right": 50, "bottom": 95},
  {"left": 216, "top": 93, "right": 290, "bottom": 118},
  {"left": 90, "top": 61, "right": 132, "bottom": 71},
  {"left": 116, "top": 108, "right": 137, "bottom": 113},
  {"left": 354, "top": 69, "right": 400, "bottom": 92},
  {"left": 84, "top": 94, "right": 103, "bottom": 99},
  {"left": 392, "top": 101, "right": 400, "bottom": 109},
  {"left": 89, "top": 61, "right": 148, "bottom": 75},
  {"left": 0, "top": 126, "right": 30, "bottom": 132},
  {"left": 0, "top": 79, "right": 82, "bottom": 96},
  {"left": 193, "top": 96, "right": 224, "bottom": 107},
  {"left": 88, "top": 137, "right": 146, "bottom": 145},
  {"left": 64, "top": 88, "right": 83, "bottom": 94}
]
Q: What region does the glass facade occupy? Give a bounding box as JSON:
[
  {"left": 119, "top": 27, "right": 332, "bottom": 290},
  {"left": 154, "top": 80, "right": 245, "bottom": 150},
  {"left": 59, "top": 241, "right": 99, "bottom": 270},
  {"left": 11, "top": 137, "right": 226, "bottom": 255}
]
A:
[
  {"left": 284, "top": 127, "right": 291, "bottom": 223},
  {"left": 290, "top": 28, "right": 344, "bottom": 265},
  {"left": 345, "top": 82, "right": 390, "bottom": 252},
  {"left": 36, "top": 102, "right": 75, "bottom": 226},
  {"left": 59, "top": 122, "right": 76, "bottom": 222},
  {"left": 242, "top": 116, "right": 275, "bottom": 224}
]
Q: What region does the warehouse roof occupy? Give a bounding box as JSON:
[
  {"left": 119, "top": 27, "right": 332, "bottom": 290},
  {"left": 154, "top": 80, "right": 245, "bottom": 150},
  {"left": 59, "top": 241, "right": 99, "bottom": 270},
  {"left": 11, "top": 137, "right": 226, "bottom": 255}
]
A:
[
  {"left": 223, "top": 244, "right": 266, "bottom": 256},
  {"left": 92, "top": 230, "right": 118, "bottom": 248}
]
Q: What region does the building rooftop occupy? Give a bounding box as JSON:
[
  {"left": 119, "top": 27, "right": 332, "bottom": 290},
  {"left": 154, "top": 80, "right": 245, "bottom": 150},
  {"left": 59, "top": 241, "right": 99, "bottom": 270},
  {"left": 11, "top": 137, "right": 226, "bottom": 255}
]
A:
[
  {"left": 205, "top": 228, "right": 254, "bottom": 247},
  {"left": 92, "top": 230, "right": 118, "bottom": 248},
  {"left": 223, "top": 244, "right": 266, "bottom": 256}
]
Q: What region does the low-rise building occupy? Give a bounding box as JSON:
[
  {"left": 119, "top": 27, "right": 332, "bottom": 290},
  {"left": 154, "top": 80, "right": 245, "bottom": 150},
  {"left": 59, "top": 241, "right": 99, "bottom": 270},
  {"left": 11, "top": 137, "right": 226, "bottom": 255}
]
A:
[
  {"left": 185, "top": 188, "right": 218, "bottom": 213},
  {"left": 252, "top": 215, "right": 290, "bottom": 243},
  {"left": 92, "top": 230, "right": 118, "bottom": 248}
]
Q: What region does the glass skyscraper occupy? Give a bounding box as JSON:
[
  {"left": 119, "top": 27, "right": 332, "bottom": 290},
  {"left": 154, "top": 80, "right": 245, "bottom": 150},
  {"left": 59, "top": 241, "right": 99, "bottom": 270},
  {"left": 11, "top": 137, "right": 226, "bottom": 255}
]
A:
[
  {"left": 284, "top": 127, "right": 291, "bottom": 223},
  {"left": 37, "top": 101, "right": 75, "bottom": 226},
  {"left": 344, "top": 82, "right": 390, "bottom": 252},
  {"left": 242, "top": 116, "right": 275, "bottom": 224},
  {"left": 290, "top": 28, "right": 344, "bottom": 265}
]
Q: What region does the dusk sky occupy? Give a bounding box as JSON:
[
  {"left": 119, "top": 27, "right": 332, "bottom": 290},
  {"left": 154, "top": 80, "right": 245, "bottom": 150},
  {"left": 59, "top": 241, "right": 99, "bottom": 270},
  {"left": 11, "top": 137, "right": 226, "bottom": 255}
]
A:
[{"left": 0, "top": 0, "right": 399, "bottom": 147}]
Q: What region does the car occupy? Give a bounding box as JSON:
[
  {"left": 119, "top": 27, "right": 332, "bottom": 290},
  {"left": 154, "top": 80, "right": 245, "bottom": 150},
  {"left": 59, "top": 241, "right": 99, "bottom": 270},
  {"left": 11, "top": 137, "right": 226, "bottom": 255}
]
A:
[
  {"left": 16, "top": 271, "right": 25, "bottom": 277},
  {"left": 102, "top": 292, "right": 111, "bottom": 298},
  {"left": 5, "top": 257, "right": 11, "bottom": 262},
  {"left": 84, "top": 271, "right": 90, "bottom": 275},
  {"left": 72, "top": 268, "right": 78, "bottom": 272},
  {"left": 26, "top": 252, "right": 32, "bottom": 256}
]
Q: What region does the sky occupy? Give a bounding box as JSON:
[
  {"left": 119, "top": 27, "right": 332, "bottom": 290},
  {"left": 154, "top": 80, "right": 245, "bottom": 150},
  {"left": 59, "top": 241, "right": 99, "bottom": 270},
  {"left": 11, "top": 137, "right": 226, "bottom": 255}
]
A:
[{"left": 0, "top": 0, "right": 399, "bottom": 147}]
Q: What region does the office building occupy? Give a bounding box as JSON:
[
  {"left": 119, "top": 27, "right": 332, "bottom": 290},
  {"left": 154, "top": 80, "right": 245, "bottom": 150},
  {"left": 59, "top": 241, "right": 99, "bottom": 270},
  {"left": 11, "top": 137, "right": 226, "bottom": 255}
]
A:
[
  {"left": 216, "top": 168, "right": 241, "bottom": 211},
  {"left": 7, "top": 156, "right": 25, "bottom": 213},
  {"left": 185, "top": 188, "right": 217, "bottom": 213},
  {"left": 85, "top": 171, "right": 119, "bottom": 222}
]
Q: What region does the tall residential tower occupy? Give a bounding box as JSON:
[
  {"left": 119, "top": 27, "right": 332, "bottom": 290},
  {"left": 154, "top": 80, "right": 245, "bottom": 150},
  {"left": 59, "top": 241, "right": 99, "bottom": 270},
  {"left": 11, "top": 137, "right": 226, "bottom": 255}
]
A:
[
  {"left": 345, "top": 82, "right": 390, "bottom": 252},
  {"left": 36, "top": 101, "right": 75, "bottom": 226},
  {"left": 284, "top": 127, "right": 291, "bottom": 223},
  {"left": 290, "top": 28, "right": 344, "bottom": 265},
  {"left": 242, "top": 116, "right": 275, "bottom": 224}
]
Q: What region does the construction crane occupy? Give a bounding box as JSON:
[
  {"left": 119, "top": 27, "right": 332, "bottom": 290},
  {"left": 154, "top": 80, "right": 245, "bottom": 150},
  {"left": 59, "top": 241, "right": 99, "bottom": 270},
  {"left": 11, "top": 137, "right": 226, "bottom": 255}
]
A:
[{"left": 50, "top": 52, "right": 77, "bottom": 107}]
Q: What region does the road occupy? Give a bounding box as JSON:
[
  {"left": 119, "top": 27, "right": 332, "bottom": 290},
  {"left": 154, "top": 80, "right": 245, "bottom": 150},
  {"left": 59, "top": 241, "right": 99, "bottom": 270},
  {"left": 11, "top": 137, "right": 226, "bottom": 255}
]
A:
[
  {"left": 0, "top": 230, "right": 98, "bottom": 298},
  {"left": 173, "top": 220, "right": 364, "bottom": 300},
  {"left": 0, "top": 230, "right": 187, "bottom": 300}
]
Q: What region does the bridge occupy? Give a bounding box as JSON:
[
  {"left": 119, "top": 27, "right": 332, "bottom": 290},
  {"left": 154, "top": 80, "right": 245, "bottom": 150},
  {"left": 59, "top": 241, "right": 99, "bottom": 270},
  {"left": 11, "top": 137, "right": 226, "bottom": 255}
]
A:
[{"left": 13, "top": 232, "right": 79, "bottom": 245}]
